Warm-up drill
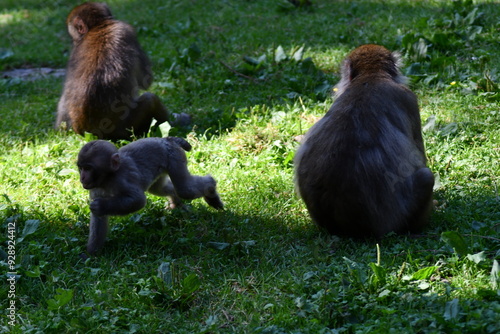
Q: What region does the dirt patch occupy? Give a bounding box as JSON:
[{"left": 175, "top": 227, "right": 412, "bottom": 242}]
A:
[{"left": 1, "top": 67, "right": 65, "bottom": 81}]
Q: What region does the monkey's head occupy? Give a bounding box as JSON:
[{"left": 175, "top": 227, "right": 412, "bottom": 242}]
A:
[
  {"left": 335, "top": 44, "right": 405, "bottom": 96},
  {"left": 67, "top": 2, "right": 113, "bottom": 40},
  {"left": 77, "top": 140, "right": 120, "bottom": 189}
]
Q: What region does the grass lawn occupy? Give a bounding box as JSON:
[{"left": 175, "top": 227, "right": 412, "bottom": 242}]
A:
[{"left": 1, "top": 0, "right": 499, "bottom": 332}]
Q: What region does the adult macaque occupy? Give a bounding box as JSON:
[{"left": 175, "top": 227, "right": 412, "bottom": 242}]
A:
[
  {"left": 294, "top": 44, "right": 434, "bottom": 238},
  {"left": 77, "top": 137, "right": 224, "bottom": 255},
  {"left": 56, "top": 2, "right": 170, "bottom": 140}
]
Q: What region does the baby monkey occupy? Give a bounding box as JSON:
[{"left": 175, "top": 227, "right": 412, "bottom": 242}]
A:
[{"left": 77, "top": 137, "right": 224, "bottom": 255}]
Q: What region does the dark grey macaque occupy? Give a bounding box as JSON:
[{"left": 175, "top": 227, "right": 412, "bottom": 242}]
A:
[
  {"left": 56, "top": 2, "right": 170, "bottom": 140},
  {"left": 77, "top": 137, "right": 223, "bottom": 254},
  {"left": 295, "top": 44, "right": 434, "bottom": 238}
]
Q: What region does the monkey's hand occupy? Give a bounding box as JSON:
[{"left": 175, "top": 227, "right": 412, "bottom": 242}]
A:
[{"left": 90, "top": 198, "right": 107, "bottom": 217}]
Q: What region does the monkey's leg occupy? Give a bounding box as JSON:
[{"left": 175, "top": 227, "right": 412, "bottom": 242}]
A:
[
  {"left": 133, "top": 93, "right": 170, "bottom": 132},
  {"left": 55, "top": 94, "right": 72, "bottom": 130},
  {"left": 87, "top": 214, "right": 109, "bottom": 255},
  {"left": 148, "top": 176, "right": 183, "bottom": 209},
  {"left": 166, "top": 161, "right": 224, "bottom": 209},
  {"left": 140, "top": 92, "right": 170, "bottom": 123}
]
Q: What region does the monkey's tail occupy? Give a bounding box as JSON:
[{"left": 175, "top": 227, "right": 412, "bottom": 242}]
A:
[{"left": 166, "top": 137, "right": 192, "bottom": 151}]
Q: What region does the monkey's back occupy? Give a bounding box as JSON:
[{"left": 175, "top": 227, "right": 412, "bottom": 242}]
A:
[
  {"left": 61, "top": 20, "right": 150, "bottom": 133},
  {"left": 118, "top": 138, "right": 189, "bottom": 190},
  {"left": 295, "top": 78, "right": 431, "bottom": 237}
]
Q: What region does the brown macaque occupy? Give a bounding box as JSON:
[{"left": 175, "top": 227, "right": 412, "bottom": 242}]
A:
[
  {"left": 294, "top": 44, "right": 434, "bottom": 238},
  {"left": 56, "top": 2, "right": 170, "bottom": 140},
  {"left": 77, "top": 137, "right": 224, "bottom": 255}
]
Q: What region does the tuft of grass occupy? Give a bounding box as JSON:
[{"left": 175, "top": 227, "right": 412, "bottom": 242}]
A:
[{"left": 1, "top": 0, "right": 499, "bottom": 332}]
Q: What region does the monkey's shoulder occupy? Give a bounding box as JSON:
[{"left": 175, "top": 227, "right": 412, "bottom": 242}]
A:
[
  {"left": 122, "top": 137, "right": 185, "bottom": 151},
  {"left": 69, "top": 25, "right": 138, "bottom": 85},
  {"left": 92, "top": 165, "right": 145, "bottom": 197},
  {"left": 346, "top": 77, "right": 414, "bottom": 97},
  {"left": 119, "top": 138, "right": 167, "bottom": 153},
  {"left": 81, "top": 21, "right": 140, "bottom": 63},
  {"left": 332, "top": 80, "right": 418, "bottom": 119},
  {"left": 119, "top": 143, "right": 170, "bottom": 169},
  {"left": 89, "top": 20, "right": 136, "bottom": 40}
]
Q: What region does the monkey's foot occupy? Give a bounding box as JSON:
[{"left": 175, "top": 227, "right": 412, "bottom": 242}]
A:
[{"left": 204, "top": 194, "right": 224, "bottom": 210}]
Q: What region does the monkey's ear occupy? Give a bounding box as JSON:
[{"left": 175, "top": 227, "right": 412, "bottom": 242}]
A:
[
  {"left": 74, "top": 17, "right": 88, "bottom": 35},
  {"left": 345, "top": 59, "right": 357, "bottom": 81},
  {"left": 110, "top": 153, "right": 121, "bottom": 171},
  {"left": 339, "top": 58, "right": 352, "bottom": 83}
]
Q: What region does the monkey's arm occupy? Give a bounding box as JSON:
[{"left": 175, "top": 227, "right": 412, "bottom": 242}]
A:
[
  {"left": 90, "top": 186, "right": 147, "bottom": 216},
  {"left": 87, "top": 214, "right": 109, "bottom": 255},
  {"left": 135, "top": 58, "right": 153, "bottom": 90},
  {"left": 132, "top": 34, "right": 153, "bottom": 90}
]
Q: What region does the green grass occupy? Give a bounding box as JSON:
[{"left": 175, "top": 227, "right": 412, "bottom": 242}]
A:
[{"left": 1, "top": 0, "right": 499, "bottom": 332}]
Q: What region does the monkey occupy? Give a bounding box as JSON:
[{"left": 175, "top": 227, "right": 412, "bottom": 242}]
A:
[
  {"left": 77, "top": 137, "right": 224, "bottom": 255},
  {"left": 294, "top": 44, "right": 434, "bottom": 238},
  {"left": 56, "top": 2, "right": 170, "bottom": 140}
]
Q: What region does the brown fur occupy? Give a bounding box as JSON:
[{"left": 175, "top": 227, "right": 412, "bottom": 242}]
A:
[
  {"left": 294, "top": 44, "right": 434, "bottom": 238},
  {"left": 56, "top": 2, "right": 169, "bottom": 140}
]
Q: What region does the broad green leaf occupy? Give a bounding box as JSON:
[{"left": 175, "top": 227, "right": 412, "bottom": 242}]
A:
[
  {"left": 205, "top": 315, "right": 218, "bottom": 327},
  {"left": 491, "top": 260, "right": 499, "bottom": 290},
  {"left": 68, "top": 205, "right": 80, "bottom": 213},
  {"left": 47, "top": 289, "right": 73, "bottom": 310},
  {"left": 303, "top": 271, "right": 315, "bottom": 280},
  {"left": 0, "top": 48, "right": 14, "bottom": 59},
  {"left": 412, "top": 266, "right": 438, "bottom": 280},
  {"left": 378, "top": 289, "right": 391, "bottom": 298},
  {"left": 343, "top": 257, "right": 367, "bottom": 285},
  {"left": 257, "top": 54, "right": 267, "bottom": 65},
  {"left": 466, "top": 25, "right": 482, "bottom": 41},
  {"left": 369, "top": 263, "right": 387, "bottom": 286},
  {"left": 181, "top": 274, "right": 201, "bottom": 295},
  {"left": 441, "top": 231, "right": 469, "bottom": 256},
  {"left": 291, "top": 45, "right": 305, "bottom": 61},
  {"left": 243, "top": 56, "right": 260, "bottom": 66},
  {"left": 21, "top": 220, "right": 40, "bottom": 238},
  {"left": 444, "top": 299, "right": 460, "bottom": 320},
  {"left": 25, "top": 266, "right": 41, "bottom": 278},
  {"left": 412, "top": 38, "right": 428, "bottom": 61},
  {"left": 438, "top": 123, "right": 458, "bottom": 136},
  {"left": 58, "top": 168, "right": 76, "bottom": 176},
  {"left": 157, "top": 81, "right": 175, "bottom": 89},
  {"left": 158, "top": 262, "right": 173, "bottom": 286},
  {"left": 467, "top": 251, "right": 487, "bottom": 264},
  {"left": 275, "top": 45, "right": 287, "bottom": 63},
  {"left": 84, "top": 132, "right": 98, "bottom": 141},
  {"left": 417, "top": 281, "right": 430, "bottom": 290},
  {"left": 234, "top": 240, "right": 256, "bottom": 247},
  {"left": 422, "top": 115, "right": 436, "bottom": 132},
  {"left": 423, "top": 73, "right": 439, "bottom": 85},
  {"left": 158, "top": 122, "right": 171, "bottom": 137},
  {"left": 207, "top": 242, "right": 230, "bottom": 250}
]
